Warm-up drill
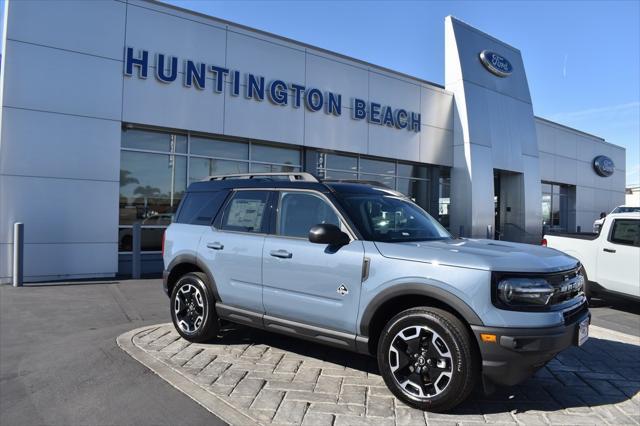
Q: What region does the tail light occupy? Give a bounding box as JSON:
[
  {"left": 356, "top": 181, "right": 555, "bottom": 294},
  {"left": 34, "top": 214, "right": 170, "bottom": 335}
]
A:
[
  {"left": 541, "top": 238, "right": 547, "bottom": 246},
  {"left": 161, "top": 230, "right": 166, "bottom": 256}
]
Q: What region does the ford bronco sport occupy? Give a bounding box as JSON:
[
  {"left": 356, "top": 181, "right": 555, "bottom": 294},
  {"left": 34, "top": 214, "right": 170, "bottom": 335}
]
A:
[{"left": 162, "top": 172, "right": 590, "bottom": 412}]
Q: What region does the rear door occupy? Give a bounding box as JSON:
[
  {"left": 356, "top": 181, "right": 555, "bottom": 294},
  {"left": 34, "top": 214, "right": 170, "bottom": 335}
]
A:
[
  {"left": 262, "top": 190, "right": 365, "bottom": 334},
  {"left": 597, "top": 218, "right": 640, "bottom": 297},
  {"left": 198, "top": 189, "right": 272, "bottom": 312}
]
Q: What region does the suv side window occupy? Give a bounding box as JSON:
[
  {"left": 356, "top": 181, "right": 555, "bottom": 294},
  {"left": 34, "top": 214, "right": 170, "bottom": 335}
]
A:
[
  {"left": 220, "top": 190, "right": 270, "bottom": 233},
  {"left": 609, "top": 219, "right": 640, "bottom": 247},
  {"left": 277, "top": 191, "right": 340, "bottom": 238},
  {"left": 176, "top": 191, "right": 227, "bottom": 225}
]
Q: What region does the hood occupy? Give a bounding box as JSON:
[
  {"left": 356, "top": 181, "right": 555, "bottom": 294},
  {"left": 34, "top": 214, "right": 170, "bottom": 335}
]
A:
[{"left": 374, "top": 238, "right": 578, "bottom": 273}]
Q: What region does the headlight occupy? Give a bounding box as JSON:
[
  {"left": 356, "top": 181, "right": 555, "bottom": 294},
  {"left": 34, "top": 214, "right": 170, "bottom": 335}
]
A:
[{"left": 497, "top": 277, "right": 555, "bottom": 307}]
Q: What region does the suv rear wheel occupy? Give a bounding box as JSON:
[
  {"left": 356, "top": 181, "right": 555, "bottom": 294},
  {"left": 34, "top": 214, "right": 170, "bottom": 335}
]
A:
[
  {"left": 377, "top": 307, "right": 477, "bottom": 412},
  {"left": 170, "top": 272, "right": 219, "bottom": 342}
]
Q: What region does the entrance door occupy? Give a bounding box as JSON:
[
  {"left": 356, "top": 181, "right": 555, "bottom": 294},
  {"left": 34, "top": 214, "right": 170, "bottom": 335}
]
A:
[{"left": 494, "top": 172, "right": 501, "bottom": 239}]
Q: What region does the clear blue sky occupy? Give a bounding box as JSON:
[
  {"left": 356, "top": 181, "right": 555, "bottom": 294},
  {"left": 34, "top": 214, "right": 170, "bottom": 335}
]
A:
[
  {"left": 1, "top": 1, "right": 638, "bottom": 184},
  {"left": 165, "top": 0, "right": 640, "bottom": 186}
]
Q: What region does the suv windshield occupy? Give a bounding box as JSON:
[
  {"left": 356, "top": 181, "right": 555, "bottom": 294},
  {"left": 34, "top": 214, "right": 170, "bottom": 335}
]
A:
[
  {"left": 338, "top": 193, "right": 451, "bottom": 242},
  {"left": 612, "top": 206, "right": 640, "bottom": 214}
]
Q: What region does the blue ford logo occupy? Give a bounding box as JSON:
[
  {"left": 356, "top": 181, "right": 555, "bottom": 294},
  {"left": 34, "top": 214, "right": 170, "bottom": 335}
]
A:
[
  {"left": 593, "top": 155, "right": 615, "bottom": 177},
  {"left": 479, "top": 50, "right": 513, "bottom": 77}
]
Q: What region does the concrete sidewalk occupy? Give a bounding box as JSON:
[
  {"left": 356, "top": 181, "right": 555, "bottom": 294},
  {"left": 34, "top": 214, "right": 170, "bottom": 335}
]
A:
[{"left": 120, "top": 322, "right": 640, "bottom": 425}]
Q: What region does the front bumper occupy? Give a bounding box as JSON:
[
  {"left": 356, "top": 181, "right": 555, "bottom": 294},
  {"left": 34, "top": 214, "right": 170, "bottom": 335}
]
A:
[{"left": 471, "top": 302, "right": 590, "bottom": 387}]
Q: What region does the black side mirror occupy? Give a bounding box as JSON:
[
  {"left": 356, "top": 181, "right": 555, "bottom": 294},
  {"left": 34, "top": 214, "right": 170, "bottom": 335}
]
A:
[{"left": 308, "top": 224, "right": 350, "bottom": 246}]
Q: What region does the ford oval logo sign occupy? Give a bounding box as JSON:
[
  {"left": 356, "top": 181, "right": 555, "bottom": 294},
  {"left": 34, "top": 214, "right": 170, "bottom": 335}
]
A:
[
  {"left": 479, "top": 50, "right": 513, "bottom": 77},
  {"left": 593, "top": 155, "right": 615, "bottom": 177}
]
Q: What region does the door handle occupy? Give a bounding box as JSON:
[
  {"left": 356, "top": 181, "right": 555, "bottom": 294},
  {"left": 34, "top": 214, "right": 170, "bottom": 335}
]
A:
[
  {"left": 603, "top": 248, "right": 616, "bottom": 253},
  {"left": 270, "top": 249, "right": 292, "bottom": 259},
  {"left": 207, "top": 242, "right": 224, "bottom": 250}
]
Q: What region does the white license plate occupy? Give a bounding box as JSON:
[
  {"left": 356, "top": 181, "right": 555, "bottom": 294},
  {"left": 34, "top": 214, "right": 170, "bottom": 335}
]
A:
[{"left": 577, "top": 318, "right": 589, "bottom": 346}]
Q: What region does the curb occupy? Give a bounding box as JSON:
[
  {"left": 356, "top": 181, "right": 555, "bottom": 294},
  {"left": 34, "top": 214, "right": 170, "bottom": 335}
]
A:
[
  {"left": 589, "top": 324, "right": 640, "bottom": 346},
  {"left": 117, "top": 324, "right": 260, "bottom": 426}
]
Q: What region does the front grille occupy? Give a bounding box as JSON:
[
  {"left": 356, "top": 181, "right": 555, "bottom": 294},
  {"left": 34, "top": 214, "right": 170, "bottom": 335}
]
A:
[
  {"left": 563, "top": 300, "right": 589, "bottom": 325},
  {"left": 545, "top": 266, "right": 584, "bottom": 305}
]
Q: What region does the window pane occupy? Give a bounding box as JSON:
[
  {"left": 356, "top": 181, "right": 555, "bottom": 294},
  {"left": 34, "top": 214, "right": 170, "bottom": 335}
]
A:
[
  {"left": 610, "top": 219, "right": 640, "bottom": 246},
  {"left": 397, "top": 163, "right": 428, "bottom": 179},
  {"left": 118, "top": 227, "right": 167, "bottom": 252},
  {"left": 119, "top": 151, "right": 186, "bottom": 225},
  {"left": 176, "top": 191, "right": 228, "bottom": 225},
  {"left": 189, "top": 158, "right": 248, "bottom": 184},
  {"left": 359, "top": 158, "right": 395, "bottom": 175},
  {"left": 541, "top": 194, "right": 551, "bottom": 226},
  {"left": 122, "top": 129, "right": 186, "bottom": 153},
  {"left": 278, "top": 192, "right": 340, "bottom": 238},
  {"left": 326, "top": 153, "right": 357, "bottom": 171},
  {"left": 541, "top": 183, "right": 552, "bottom": 194},
  {"left": 324, "top": 170, "right": 358, "bottom": 180},
  {"left": 250, "top": 163, "right": 300, "bottom": 173},
  {"left": 190, "top": 137, "right": 248, "bottom": 160},
  {"left": 551, "top": 193, "right": 560, "bottom": 226},
  {"left": 398, "top": 178, "right": 429, "bottom": 209},
  {"left": 251, "top": 144, "right": 300, "bottom": 166},
  {"left": 220, "top": 191, "right": 269, "bottom": 233},
  {"left": 360, "top": 173, "right": 395, "bottom": 189}
]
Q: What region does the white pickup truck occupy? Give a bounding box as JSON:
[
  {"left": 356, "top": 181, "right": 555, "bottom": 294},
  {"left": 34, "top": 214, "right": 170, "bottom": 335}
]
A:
[{"left": 543, "top": 212, "right": 640, "bottom": 302}]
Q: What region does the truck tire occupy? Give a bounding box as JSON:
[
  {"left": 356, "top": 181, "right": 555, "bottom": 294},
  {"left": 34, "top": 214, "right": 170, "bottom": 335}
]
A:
[
  {"left": 377, "top": 307, "right": 477, "bottom": 412},
  {"left": 170, "top": 272, "right": 219, "bottom": 342}
]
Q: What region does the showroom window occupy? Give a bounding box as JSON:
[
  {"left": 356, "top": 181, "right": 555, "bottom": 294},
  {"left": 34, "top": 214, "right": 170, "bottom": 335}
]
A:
[
  {"left": 313, "top": 151, "right": 450, "bottom": 227},
  {"left": 119, "top": 127, "right": 301, "bottom": 252},
  {"left": 541, "top": 182, "right": 570, "bottom": 232}
]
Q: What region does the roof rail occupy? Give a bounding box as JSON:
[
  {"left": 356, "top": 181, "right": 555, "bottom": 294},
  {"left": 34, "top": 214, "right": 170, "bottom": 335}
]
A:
[{"left": 207, "top": 172, "right": 319, "bottom": 182}]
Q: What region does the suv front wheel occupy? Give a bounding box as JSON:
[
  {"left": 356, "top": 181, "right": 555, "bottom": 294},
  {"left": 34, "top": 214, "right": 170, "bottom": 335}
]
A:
[
  {"left": 377, "top": 307, "right": 477, "bottom": 412},
  {"left": 170, "top": 272, "right": 219, "bottom": 342}
]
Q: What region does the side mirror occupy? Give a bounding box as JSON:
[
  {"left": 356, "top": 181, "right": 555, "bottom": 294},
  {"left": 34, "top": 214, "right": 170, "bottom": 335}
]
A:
[{"left": 309, "top": 224, "right": 350, "bottom": 246}]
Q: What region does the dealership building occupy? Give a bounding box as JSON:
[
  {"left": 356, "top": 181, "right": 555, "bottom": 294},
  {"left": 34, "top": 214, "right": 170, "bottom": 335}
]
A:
[{"left": 0, "top": 0, "right": 626, "bottom": 283}]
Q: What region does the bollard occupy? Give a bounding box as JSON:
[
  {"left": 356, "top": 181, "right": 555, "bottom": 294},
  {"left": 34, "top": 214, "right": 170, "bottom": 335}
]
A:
[
  {"left": 13, "top": 223, "right": 24, "bottom": 287},
  {"left": 458, "top": 225, "right": 464, "bottom": 238},
  {"left": 131, "top": 223, "right": 141, "bottom": 279},
  {"left": 577, "top": 225, "right": 581, "bottom": 233},
  {"left": 486, "top": 225, "right": 493, "bottom": 239}
]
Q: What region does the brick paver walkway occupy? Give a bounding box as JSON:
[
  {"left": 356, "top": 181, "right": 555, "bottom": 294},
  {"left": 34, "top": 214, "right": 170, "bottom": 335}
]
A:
[{"left": 118, "top": 323, "right": 639, "bottom": 425}]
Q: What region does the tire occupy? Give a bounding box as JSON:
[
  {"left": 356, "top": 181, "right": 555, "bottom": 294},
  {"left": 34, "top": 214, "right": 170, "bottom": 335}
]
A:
[
  {"left": 377, "top": 307, "right": 477, "bottom": 412},
  {"left": 170, "top": 272, "right": 219, "bottom": 342}
]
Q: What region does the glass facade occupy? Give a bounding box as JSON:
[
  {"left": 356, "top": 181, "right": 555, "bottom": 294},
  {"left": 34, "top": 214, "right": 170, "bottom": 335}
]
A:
[
  {"left": 119, "top": 127, "right": 301, "bottom": 252},
  {"left": 541, "top": 182, "right": 570, "bottom": 232},
  {"left": 312, "top": 151, "right": 451, "bottom": 227}
]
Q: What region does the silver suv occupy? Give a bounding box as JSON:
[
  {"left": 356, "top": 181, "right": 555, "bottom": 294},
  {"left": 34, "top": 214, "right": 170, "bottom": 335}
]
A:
[{"left": 162, "top": 172, "right": 590, "bottom": 412}]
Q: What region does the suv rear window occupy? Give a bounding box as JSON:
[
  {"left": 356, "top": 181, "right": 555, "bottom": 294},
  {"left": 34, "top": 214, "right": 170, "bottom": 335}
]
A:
[
  {"left": 175, "top": 191, "right": 228, "bottom": 225},
  {"left": 220, "top": 190, "right": 270, "bottom": 233}
]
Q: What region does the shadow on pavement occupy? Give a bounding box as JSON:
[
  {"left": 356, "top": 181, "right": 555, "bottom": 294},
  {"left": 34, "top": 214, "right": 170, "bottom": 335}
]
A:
[{"left": 215, "top": 323, "right": 640, "bottom": 415}]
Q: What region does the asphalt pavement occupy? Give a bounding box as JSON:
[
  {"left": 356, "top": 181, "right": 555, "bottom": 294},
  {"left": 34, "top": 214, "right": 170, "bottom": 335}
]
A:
[
  {"left": 0, "top": 278, "right": 637, "bottom": 426},
  {"left": 0, "top": 279, "right": 226, "bottom": 426}
]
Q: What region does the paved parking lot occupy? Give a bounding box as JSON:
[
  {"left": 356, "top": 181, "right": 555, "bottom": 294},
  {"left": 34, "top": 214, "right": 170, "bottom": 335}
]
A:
[
  {"left": 121, "top": 320, "right": 640, "bottom": 425},
  {"left": 1, "top": 279, "right": 638, "bottom": 426}
]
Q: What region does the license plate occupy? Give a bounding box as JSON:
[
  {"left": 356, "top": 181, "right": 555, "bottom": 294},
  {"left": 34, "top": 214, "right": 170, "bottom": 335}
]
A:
[{"left": 577, "top": 318, "right": 589, "bottom": 346}]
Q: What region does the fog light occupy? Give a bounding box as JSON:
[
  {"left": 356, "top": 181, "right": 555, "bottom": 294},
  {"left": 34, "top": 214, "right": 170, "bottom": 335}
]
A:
[{"left": 480, "top": 333, "right": 497, "bottom": 343}]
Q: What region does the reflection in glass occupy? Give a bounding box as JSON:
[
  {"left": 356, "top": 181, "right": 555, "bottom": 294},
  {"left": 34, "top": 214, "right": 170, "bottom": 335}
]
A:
[
  {"left": 359, "top": 158, "right": 395, "bottom": 175},
  {"left": 324, "top": 171, "right": 358, "bottom": 180},
  {"left": 122, "top": 129, "right": 187, "bottom": 153},
  {"left": 251, "top": 144, "right": 300, "bottom": 166},
  {"left": 190, "top": 137, "right": 248, "bottom": 160},
  {"left": 189, "top": 158, "right": 248, "bottom": 184},
  {"left": 360, "top": 173, "right": 395, "bottom": 189},
  {"left": 326, "top": 153, "right": 357, "bottom": 171},
  {"left": 119, "top": 151, "right": 186, "bottom": 226},
  {"left": 397, "top": 163, "right": 428, "bottom": 179},
  {"left": 250, "top": 163, "right": 300, "bottom": 173}
]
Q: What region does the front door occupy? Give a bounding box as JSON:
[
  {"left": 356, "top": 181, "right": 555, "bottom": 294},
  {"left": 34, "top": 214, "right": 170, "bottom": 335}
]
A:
[
  {"left": 598, "top": 218, "right": 640, "bottom": 297},
  {"left": 262, "top": 190, "right": 365, "bottom": 334}
]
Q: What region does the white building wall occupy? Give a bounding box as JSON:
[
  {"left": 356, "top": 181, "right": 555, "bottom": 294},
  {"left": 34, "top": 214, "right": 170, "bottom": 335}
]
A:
[
  {"left": 0, "top": 0, "right": 126, "bottom": 283},
  {"left": 535, "top": 118, "right": 626, "bottom": 232}
]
